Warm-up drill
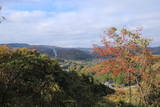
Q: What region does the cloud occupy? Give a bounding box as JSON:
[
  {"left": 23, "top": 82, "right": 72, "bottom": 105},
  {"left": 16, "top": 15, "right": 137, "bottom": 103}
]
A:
[{"left": 0, "top": 0, "right": 159, "bottom": 47}]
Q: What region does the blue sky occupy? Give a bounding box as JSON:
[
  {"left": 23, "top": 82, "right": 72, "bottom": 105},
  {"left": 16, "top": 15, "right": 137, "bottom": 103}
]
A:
[{"left": 0, "top": 0, "right": 160, "bottom": 47}]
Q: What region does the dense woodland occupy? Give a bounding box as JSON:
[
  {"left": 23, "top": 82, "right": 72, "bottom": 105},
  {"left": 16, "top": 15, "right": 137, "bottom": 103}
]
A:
[{"left": 0, "top": 27, "right": 160, "bottom": 107}]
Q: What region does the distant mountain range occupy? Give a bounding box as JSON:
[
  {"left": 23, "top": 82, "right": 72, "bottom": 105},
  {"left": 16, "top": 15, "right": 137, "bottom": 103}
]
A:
[
  {"left": 0, "top": 43, "right": 95, "bottom": 60},
  {"left": 0, "top": 43, "right": 160, "bottom": 60},
  {"left": 150, "top": 47, "right": 160, "bottom": 54}
]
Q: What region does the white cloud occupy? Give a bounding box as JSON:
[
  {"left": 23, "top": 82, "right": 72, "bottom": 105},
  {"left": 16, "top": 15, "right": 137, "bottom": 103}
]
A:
[{"left": 0, "top": 0, "right": 159, "bottom": 47}]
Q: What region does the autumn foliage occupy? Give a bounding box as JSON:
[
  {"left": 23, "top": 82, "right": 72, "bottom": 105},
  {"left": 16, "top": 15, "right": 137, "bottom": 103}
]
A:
[
  {"left": 92, "top": 27, "right": 157, "bottom": 105},
  {"left": 93, "top": 27, "right": 153, "bottom": 80}
]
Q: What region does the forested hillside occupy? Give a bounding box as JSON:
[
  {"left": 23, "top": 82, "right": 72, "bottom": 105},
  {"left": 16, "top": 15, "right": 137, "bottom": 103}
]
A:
[
  {"left": 0, "top": 43, "right": 95, "bottom": 60},
  {"left": 0, "top": 0, "right": 160, "bottom": 106},
  {"left": 1, "top": 43, "right": 160, "bottom": 61},
  {"left": 0, "top": 46, "right": 115, "bottom": 107},
  {"left": 0, "top": 28, "right": 160, "bottom": 107}
]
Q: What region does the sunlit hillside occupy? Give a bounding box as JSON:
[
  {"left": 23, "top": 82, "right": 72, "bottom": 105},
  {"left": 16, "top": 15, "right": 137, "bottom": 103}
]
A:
[{"left": 0, "top": 0, "right": 160, "bottom": 107}]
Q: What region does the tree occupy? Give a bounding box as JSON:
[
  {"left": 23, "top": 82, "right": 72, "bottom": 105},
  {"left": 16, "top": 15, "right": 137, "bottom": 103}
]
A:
[
  {"left": 93, "top": 27, "right": 153, "bottom": 105},
  {"left": 0, "top": 6, "right": 6, "bottom": 23}
]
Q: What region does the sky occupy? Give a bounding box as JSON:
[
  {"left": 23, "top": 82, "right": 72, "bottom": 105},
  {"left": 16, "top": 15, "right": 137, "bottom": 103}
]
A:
[{"left": 0, "top": 0, "right": 160, "bottom": 47}]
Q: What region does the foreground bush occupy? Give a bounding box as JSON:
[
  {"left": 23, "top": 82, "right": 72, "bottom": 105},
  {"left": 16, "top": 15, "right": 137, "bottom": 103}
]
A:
[{"left": 0, "top": 46, "right": 114, "bottom": 107}]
